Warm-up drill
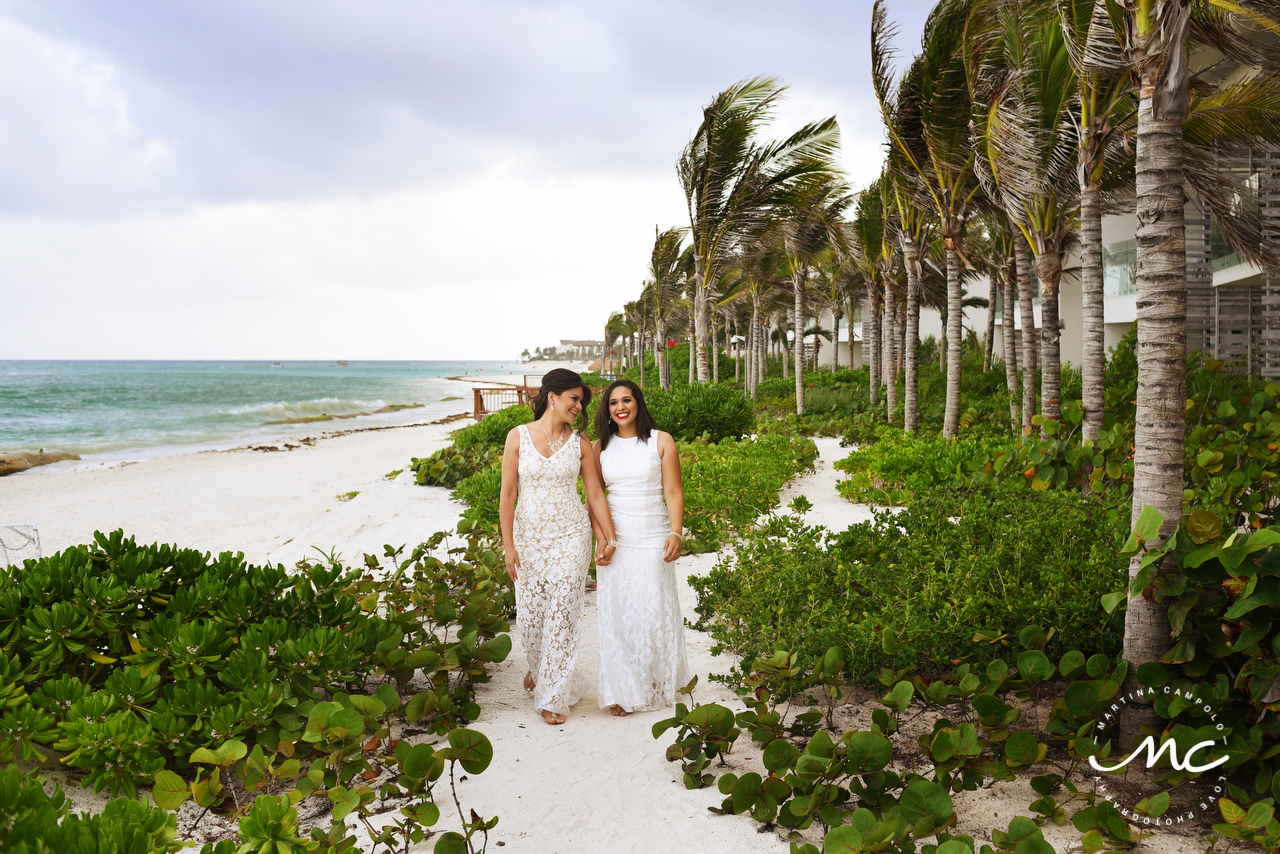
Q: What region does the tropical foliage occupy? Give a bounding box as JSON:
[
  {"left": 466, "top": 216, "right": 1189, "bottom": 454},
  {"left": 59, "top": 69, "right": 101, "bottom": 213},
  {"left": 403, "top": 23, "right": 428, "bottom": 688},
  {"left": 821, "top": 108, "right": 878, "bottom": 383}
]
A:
[{"left": 0, "top": 522, "right": 510, "bottom": 852}]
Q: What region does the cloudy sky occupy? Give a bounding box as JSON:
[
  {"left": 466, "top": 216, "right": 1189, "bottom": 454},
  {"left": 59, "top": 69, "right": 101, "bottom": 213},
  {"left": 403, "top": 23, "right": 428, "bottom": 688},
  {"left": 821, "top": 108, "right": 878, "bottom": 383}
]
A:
[{"left": 1, "top": 0, "right": 929, "bottom": 360}]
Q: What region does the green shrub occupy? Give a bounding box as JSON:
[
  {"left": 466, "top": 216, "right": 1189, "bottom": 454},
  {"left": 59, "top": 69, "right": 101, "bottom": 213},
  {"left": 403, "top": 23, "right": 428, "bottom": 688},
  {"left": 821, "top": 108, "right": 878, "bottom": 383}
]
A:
[
  {"left": 0, "top": 525, "right": 512, "bottom": 797},
  {"left": 680, "top": 434, "right": 818, "bottom": 552},
  {"left": 833, "top": 432, "right": 1005, "bottom": 505},
  {"left": 455, "top": 466, "right": 502, "bottom": 524},
  {"left": 689, "top": 489, "right": 1127, "bottom": 682},
  {"left": 804, "top": 386, "right": 859, "bottom": 414},
  {"left": 756, "top": 376, "right": 796, "bottom": 400},
  {"left": 648, "top": 383, "right": 755, "bottom": 443},
  {"left": 0, "top": 765, "right": 183, "bottom": 853},
  {"left": 409, "top": 404, "right": 533, "bottom": 487},
  {"left": 452, "top": 404, "right": 533, "bottom": 452},
  {"left": 1117, "top": 509, "right": 1280, "bottom": 783}
]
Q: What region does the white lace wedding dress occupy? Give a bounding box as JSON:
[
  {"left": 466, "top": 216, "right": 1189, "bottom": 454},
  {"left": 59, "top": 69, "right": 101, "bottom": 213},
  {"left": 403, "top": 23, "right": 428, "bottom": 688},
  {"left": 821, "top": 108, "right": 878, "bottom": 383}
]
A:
[
  {"left": 597, "top": 432, "right": 690, "bottom": 712},
  {"left": 513, "top": 424, "right": 591, "bottom": 716}
]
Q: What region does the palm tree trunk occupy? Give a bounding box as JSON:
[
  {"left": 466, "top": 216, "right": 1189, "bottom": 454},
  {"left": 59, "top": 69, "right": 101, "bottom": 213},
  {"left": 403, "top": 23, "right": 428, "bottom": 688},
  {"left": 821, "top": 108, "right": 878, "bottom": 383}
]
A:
[
  {"left": 1080, "top": 178, "right": 1106, "bottom": 444},
  {"left": 794, "top": 274, "right": 806, "bottom": 414},
  {"left": 688, "top": 335, "right": 695, "bottom": 385},
  {"left": 847, "top": 296, "right": 857, "bottom": 370},
  {"left": 693, "top": 258, "right": 711, "bottom": 383},
  {"left": 737, "top": 318, "right": 747, "bottom": 386},
  {"left": 756, "top": 316, "right": 764, "bottom": 389},
  {"left": 1002, "top": 255, "right": 1021, "bottom": 426},
  {"left": 903, "top": 238, "right": 922, "bottom": 432},
  {"left": 896, "top": 301, "right": 906, "bottom": 380},
  {"left": 712, "top": 317, "right": 720, "bottom": 384},
  {"left": 883, "top": 278, "right": 897, "bottom": 419},
  {"left": 831, "top": 306, "right": 842, "bottom": 374},
  {"left": 984, "top": 270, "right": 997, "bottom": 372},
  {"left": 639, "top": 329, "right": 646, "bottom": 388},
  {"left": 1121, "top": 19, "right": 1188, "bottom": 751},
  {"left": 943, "top": 242, "right": 964, "bottom": 440},
  {"left": 749, "top": 300, "right": 760, "bottom": 397},
  {"left": 867, "top": 287, "right": 881, "bottom": 407},
  {"left": 782, "top": 312, "right": 790, "bottom": 381},
  {"left": 938, "top": 300, "right": 948, "bottom": 372},
  {"left": 1034, "top": 250, "right": 1064, "bottom": 426},
  {"left": 1016, "top": 228, "right": 1038, "bottom": 431}
]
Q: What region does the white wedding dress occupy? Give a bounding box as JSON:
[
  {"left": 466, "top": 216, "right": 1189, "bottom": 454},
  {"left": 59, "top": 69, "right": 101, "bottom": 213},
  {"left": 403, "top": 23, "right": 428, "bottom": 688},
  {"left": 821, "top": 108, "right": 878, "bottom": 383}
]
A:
[
  {"left": 513, "top": 424, "right": 591, "bottom": 716},
  {"left": 596, "top": 432, "right": 690, "bottom": 712}
]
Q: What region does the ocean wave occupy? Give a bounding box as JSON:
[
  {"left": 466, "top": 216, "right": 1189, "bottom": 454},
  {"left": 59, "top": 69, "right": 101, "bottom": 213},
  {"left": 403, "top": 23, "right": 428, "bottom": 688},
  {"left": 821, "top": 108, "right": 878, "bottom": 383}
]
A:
[{"left": 218, "top": 398, "right": 389, "bottom": 421}]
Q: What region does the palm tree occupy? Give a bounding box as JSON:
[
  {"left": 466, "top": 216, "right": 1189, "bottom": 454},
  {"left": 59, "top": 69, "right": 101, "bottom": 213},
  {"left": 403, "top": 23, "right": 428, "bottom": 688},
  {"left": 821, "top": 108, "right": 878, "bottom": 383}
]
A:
[
  {"left": 781, "top": 174, "right": 850, "bottom": 414},
  {"left": 604, "top": 312, "right": 626, "bottom": 378},
  {"left": 813, "top": 252, "right": 858, "bottom": 374},
  {"left": 735, "top": 223, "right": 792, "bottom": 397},
  {"left": 884, "top": 159, "right": 935, "bottom": 431},
  {"left": 850, "top": 184, "right": 892, "bottom": 409},
  {"left": 1112, "top": 0, "right": 1280, "bottom": 748},
  {"left": 647, "top": 226, "right": 693, "bottom": 390},
  {"left": 679, "top": 77, "right": 840, "bottom": 383},
  {"left": 1056, "top": 0, "right": 1134, "bottom": 444},
  {"left": 874, "top": 0, "right": 983, "bottom": 439},
  {"left": 971, "top": 0, "right": 1078, "bottom": 425}
]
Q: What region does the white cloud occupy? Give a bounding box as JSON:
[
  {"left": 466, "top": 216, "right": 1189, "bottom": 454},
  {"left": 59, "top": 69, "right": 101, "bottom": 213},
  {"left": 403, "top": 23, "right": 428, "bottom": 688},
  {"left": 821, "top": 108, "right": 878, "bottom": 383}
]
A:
[
  {"left": 0, "top": 163, "right": 687, "bottom": 359},
  {"left": 0, "top": 17, "right": 172, "bottom": 213}
]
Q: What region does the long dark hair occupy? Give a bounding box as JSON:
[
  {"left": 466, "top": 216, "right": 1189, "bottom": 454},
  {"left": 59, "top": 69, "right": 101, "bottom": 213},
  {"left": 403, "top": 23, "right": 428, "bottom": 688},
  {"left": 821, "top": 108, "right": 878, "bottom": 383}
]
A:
[
  {"left": 595, "top": 379, "right": 656, "bottom": 451},
  {"left": 532, "top": 368, "right": 591, "bottom": 429}
]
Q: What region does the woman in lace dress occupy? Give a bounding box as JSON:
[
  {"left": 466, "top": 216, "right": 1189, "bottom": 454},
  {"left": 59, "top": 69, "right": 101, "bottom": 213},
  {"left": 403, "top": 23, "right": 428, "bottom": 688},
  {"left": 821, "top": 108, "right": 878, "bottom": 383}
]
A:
[
  {"left": 500, "top": 369, "right": 618, "bottom": 726},
  {"left": 591, "top": 380, "right": 690, "bottom": 716}
]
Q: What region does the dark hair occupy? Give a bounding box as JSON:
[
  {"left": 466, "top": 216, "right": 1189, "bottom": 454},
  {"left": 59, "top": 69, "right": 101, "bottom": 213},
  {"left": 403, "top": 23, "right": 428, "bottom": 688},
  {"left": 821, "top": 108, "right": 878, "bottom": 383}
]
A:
[
  {"left": 532, "top": 368, "right": 591, "bottom": 428},
  {"left": 595, "top": 380, "right": 657, "bottom": 451}
]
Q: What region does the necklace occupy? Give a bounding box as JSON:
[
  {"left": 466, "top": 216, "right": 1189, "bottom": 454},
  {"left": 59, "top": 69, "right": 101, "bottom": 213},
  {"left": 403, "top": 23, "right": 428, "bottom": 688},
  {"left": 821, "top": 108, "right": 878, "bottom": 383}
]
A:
[{"left": 539, "top": 419, "right": 567, "bottom": 455}]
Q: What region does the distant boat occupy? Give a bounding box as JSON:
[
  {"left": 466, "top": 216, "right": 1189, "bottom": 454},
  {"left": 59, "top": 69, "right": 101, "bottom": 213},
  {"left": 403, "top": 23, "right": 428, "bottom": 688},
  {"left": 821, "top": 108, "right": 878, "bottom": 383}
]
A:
[
  {"left": 336, "top": 360, "right": 349, "bottom": 366},
  {"left": 272, "top": 362, "right": 284, "bottom": 368}
]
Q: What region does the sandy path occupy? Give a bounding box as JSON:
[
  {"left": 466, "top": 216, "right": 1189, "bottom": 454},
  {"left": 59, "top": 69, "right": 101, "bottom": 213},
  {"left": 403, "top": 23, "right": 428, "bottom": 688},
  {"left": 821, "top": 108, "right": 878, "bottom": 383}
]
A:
[{"left": 403, "top": 437, "right": 871, "bottom": 852}]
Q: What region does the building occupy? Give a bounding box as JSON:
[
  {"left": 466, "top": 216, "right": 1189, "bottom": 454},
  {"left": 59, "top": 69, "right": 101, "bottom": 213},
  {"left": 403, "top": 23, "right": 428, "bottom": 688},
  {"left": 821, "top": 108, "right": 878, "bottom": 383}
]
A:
[{"left": 558, "top": 340, "right": 604, "bottom": 360}]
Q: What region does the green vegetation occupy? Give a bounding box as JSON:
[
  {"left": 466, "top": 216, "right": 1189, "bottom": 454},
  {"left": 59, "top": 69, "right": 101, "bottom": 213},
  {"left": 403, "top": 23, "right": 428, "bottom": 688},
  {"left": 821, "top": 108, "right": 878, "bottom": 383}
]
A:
[
  {"left": 652, "top": 631, "right": 1181, "bottom": 853},
  {"left": 0, "top": 522, "right": 510, "bottom": 852},
  {"left": 678, "top": 434, "right": 817, "bottom": 552},
  {"left": 645, "top": 382, "right": 756, "bottom": 443},
  {"left": 690, "top": 492, "right": 1126, "bottom": 682}
]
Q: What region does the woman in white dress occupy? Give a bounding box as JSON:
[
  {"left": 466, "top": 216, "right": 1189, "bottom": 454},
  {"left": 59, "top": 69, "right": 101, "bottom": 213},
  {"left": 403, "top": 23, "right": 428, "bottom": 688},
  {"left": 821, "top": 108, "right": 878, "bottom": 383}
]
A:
[
  {"left": 500, "top": 369, "right": 618, "bottom": 726},
  {"left": 591, "top": 380, "right": 691, "bottom": 716}
]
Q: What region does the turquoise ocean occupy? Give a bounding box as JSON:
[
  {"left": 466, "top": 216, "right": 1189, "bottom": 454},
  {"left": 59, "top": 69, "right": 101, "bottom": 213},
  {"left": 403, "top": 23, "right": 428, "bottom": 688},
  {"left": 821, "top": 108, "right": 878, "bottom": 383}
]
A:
[{"left": 0, "top": 360, "right": 514, "bottom": 463}]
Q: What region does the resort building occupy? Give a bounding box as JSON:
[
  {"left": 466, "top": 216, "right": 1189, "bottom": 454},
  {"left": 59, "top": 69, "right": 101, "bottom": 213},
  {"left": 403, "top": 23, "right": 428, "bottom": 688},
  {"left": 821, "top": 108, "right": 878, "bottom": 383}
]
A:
[{"left": 558, "top": 339, "right": 605, "bottom": 361}]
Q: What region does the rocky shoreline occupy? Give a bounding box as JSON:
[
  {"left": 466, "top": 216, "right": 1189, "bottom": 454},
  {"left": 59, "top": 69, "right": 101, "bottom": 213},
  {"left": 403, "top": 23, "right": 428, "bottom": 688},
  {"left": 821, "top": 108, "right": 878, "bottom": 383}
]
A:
[{"left": 0, "top": 450, "right": 81, "bottom": 477}]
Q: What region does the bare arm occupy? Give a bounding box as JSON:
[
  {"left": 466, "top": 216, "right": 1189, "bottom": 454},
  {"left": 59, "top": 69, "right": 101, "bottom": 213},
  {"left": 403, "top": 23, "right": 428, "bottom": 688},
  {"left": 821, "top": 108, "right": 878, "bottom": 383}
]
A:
[
  {"left": 588, "top": 439, "right": 607, "bottom": 558},
  {"left": 658, "top": 431, "right": 684, "bottom": 562},
  {"left": 499, "top": 428, "right": 522, "bottom": 580},
  {"left": 580, "top": 435, "right": 617, "bottom": 563}
]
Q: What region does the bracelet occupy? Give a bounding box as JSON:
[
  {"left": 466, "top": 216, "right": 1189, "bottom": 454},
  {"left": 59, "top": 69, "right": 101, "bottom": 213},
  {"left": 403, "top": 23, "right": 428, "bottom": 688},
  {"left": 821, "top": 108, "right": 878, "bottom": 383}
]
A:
[
  {"left": 606, "top": 539, "right": 618, "bottom": 548},
  {"left": 667, "top": 531, "right": 683, "bottom": 540}
]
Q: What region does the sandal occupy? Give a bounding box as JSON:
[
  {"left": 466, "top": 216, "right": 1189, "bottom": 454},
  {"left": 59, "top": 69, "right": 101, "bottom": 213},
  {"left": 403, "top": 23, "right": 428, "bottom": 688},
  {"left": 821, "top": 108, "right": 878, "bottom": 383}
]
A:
[
  {"left": 608, "top": 704, "right": 629, "bottom": 717},
  {"left": 541, "top": 710, "right": 566, "bottom": 725},
  {"left": 523, "top": 671, "right": 535, "bottom": 692}
]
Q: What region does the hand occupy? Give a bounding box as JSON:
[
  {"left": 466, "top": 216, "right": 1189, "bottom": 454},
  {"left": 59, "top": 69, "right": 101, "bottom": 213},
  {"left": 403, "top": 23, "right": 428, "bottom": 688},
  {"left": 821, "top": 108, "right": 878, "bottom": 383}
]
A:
[
  {"left": 595, "top": 543, "right": 616, "bottom": 566},
  {"left": 504, "top": 546, "right": 520, "bottom": 581},
  {"left": 663, "top": 533, "right": 682, "bottom": 562}
]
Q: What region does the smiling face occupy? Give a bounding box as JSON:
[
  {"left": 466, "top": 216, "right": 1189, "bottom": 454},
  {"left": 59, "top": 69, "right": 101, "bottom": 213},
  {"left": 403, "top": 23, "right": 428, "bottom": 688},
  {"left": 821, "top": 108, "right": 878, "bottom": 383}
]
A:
[
  {"left": 549, "top": 387, "right": 586, "bottom": 422},
  {"left": 608, "top": 386, "right": 636, "bottom": 426}
]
